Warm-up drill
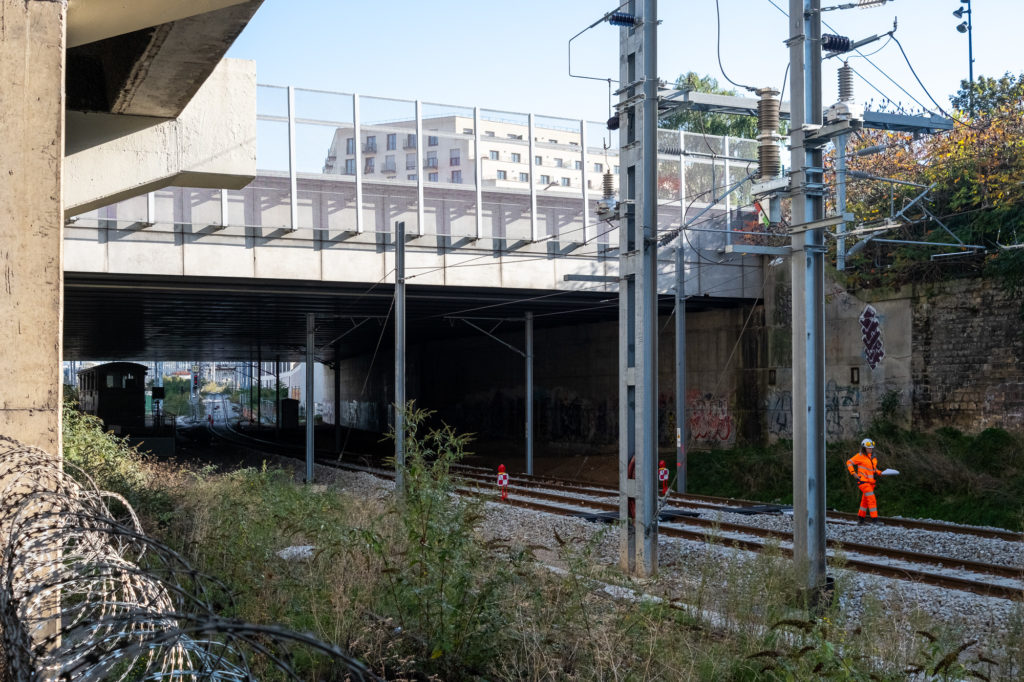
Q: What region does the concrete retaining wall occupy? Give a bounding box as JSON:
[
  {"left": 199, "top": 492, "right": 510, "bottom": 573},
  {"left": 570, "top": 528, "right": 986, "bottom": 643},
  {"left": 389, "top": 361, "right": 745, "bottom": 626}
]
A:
[{"left": 327, "top": 305, "right": 761, "bottom": 455}]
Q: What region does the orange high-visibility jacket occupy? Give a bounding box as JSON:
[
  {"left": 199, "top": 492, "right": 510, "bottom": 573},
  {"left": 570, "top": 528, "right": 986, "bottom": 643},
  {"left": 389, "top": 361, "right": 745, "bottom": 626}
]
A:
[{"left": 846, "top": 452, "right": 881, "bottom": 485}]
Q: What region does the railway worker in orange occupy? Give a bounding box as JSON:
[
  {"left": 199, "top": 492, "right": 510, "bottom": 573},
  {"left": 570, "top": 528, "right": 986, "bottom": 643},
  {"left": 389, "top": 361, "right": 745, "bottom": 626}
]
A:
[{"left": 847, "top": 438, "right": 883, "bottom": 523}]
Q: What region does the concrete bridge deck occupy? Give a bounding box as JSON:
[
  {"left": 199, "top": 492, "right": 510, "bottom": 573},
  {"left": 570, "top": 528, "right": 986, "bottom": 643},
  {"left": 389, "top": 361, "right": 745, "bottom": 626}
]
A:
[{"left": 63, "top": 86, "right": 775, "bottom": 361}]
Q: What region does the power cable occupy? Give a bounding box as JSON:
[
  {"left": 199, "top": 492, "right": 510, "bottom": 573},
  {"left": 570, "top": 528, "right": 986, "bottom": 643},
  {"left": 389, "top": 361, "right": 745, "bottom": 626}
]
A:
[{"left": 714, "top": 0, "right": 759, "bottom": 93}]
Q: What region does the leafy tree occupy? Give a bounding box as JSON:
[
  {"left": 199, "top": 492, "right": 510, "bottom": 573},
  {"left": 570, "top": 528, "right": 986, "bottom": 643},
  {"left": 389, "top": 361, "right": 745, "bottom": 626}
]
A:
[
  {"left": 950, "top": 72, "right": 1024, "bottom": 117},
  {"left": 835, "top": 72, "right": 1024, "bottom": 291},
  {"left": 659, "top": 72, "right": 759, "bottom": 139}
]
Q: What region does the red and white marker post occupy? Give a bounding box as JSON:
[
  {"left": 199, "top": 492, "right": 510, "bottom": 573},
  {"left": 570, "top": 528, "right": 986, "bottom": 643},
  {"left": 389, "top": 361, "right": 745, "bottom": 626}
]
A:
[
  {"left": 658, "top": 460, "right": 669, "bottom": 496},
  {"left": 497, "top": 464, "right": 509, "bottom": 501}
]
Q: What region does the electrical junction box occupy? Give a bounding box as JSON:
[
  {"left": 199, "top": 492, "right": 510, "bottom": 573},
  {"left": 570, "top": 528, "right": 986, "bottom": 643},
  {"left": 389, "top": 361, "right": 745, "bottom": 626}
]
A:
[{"left": 825, "top": 100, "right": 864, "bottom": 125}]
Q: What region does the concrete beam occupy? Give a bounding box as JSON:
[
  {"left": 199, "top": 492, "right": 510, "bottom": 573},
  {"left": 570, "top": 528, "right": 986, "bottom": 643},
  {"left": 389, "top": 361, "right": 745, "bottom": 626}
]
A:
[
  {"left": 67, "top": 0, "right": 257, "bottom": 48},
  {"left": 0, "top": 0, "right": 67, "bottom": 453},
  {"left": 66, "top": 0, "right": 263, "bottom": 117},
  {"left": 64, "top": 58, "right": 257, "bottom": 215}
]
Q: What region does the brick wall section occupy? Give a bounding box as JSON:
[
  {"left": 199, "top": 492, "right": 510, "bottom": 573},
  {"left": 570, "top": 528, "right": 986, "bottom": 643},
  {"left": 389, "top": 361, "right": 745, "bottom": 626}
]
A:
[{"left": 912, "top": 279, "right": 1024, "bottom": 432}]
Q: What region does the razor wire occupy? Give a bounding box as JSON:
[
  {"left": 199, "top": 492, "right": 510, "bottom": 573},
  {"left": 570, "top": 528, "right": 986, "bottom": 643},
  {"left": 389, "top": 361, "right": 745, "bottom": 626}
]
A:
[{"left": 0, "top": 435, "right": 381, "bottom": 681}]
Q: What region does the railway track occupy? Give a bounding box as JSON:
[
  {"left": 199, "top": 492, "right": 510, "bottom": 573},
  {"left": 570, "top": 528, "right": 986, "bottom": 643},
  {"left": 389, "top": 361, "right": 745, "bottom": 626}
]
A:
[
  {"left": 207, "top": 423, "right": 1024, "bottom": 601},
  {"left": 451, "top": 462, "right": 1024, "bottom": 543}
]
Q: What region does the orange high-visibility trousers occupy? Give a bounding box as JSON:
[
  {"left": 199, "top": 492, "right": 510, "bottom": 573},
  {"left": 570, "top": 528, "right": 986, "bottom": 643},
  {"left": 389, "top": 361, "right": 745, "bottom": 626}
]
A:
[{"left": 858, "top": 482, "right": 878, "bottom": 518}]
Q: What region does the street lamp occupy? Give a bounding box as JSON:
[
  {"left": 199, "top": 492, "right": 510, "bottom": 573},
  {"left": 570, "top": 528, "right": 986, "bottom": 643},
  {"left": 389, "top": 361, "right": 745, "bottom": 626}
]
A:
[{"left": 953, "top": 0, "right": 973, "bottom": 92}]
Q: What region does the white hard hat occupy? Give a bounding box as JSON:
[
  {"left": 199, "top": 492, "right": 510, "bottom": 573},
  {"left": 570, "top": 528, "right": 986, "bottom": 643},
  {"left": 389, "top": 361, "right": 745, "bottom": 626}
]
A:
[{"left": 861, "top": 438, "right": 875, "bottom": 449}]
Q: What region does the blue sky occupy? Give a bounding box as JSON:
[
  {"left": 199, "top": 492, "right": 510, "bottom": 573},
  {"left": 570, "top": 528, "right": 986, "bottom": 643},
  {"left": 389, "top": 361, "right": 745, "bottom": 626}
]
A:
[{"left": 228, "top": 0, "right": 1021, "bottom": 124}]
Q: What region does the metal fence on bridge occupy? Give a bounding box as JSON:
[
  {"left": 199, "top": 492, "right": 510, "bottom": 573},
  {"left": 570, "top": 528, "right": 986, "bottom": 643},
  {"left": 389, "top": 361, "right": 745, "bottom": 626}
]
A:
[{"left": 66, "top": 85, "right": 780, "bottom": 299}]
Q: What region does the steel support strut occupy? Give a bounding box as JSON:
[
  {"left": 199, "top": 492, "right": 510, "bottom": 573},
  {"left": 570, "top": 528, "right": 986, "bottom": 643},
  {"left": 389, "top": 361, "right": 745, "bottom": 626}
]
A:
[
  {"left": 305, "top": 313, "right": 315, "bottom": 483},
  {"left": 618, "top": 0, "right": 659, "bottom": 577},
  {"left": 395, "top": 221, "right": 406, "bottom": 491}
]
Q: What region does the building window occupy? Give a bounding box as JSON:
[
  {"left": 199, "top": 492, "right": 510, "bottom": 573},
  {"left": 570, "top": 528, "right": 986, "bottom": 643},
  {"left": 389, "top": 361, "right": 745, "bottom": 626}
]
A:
[
  {"left": 561, "top": 177, "right": 570, "bottom": 186},
  {"left": 428, "top": 172, "right": 438, "bottom": 182},
  {"left": 511, "top": 152, "right": 521, "bottom": 163},
  {"left": 404, "top": 134, "right": 417, "bottom": 149},
  {"left": 484, "top": 130, "right": 496, "bottom": 137},
  {"left": 344, "top": 158, "right": 356, "bottom": 175},
  {"left": 540, "top": 174, "right": 551, "bottom": 185},
  {"left": 594, "top": 162, "right": 603, "bottom": 173},
  {"left": 382, "top": 155, "right": 397, "bottom": 173},
  {"left": 614, "top": 165, "right": 620, "bottom": 173},
  {"left": 519, "top": 172, "right": 529, "bottom": 182},
  {"left": 534, "top": 155, "right": 542, "bottom": 166},
  {"left": 554, "top": 158, "right": 564, "bottom": 168},
  {"left": 496, "top": 170, "right": 507, "bottom": 180},
  {"left": 548, "top": 139, "right": 558, "bottom": 144},
  {"left": 507, "top": 133, "right": 523, "bottom": 140},
  {"left": 386, "top": 133, "right": 397, "bottom": 151},
  {"left": 463, "top": 127, "right": 473, "bottom": 134},
  {"left": 364, "top": 157, "right": 375, "bottom": 173},
  {"left": 364, "top": 136, "right": 377, "bottom": 153},
  {"left": 428, "top": 135, "right": 439, "bottom": 146},
  {"left": 451, "top": 170, "right": 462, "bottom": 183},
  {"left": 345, "top": 137, "right": 355, "bottom": 154},
  {"left": 575, "top": 160, "right": 583, "bottom": 170},
  {"left": 406, "top": 153, "right": 417, "bottom": 170},
  {"left": 424, "top": 151, "right": 438, "bottom": 168},
  {"left": 450, "top": 149, "right": 461, "bottom": 166},
  {"left": 489, "top": 150, "right": 499, "bottom": 161},
  {"left": 408, "top": 174, "right": 417, "bottom": 181}
]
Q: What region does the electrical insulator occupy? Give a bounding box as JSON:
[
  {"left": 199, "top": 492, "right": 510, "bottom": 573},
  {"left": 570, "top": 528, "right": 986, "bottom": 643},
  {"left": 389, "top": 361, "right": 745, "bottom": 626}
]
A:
[
  {"left": 821, "top": 34, "right": 852, "bottom": 53},
  {"left": 608, "top": 12, "right": 638, "bottom": 27},
  {"left": 756, "top": 87, "right": 781, "bottom": 181},
  {"left": 597, "top": 169, "right": 618, "bottom": 217},
  {"left": 838, "top": 62, "right": 854, "bottom": 102}
]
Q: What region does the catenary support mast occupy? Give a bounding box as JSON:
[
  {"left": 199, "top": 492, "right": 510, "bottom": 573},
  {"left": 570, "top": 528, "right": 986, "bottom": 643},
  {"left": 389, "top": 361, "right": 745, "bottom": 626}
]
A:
[
  {"left": 788, "top": 0, "right": 828, "bottom": 594},
  {"left": 618, "top": 0, "right": 659, "bottom": 577}
]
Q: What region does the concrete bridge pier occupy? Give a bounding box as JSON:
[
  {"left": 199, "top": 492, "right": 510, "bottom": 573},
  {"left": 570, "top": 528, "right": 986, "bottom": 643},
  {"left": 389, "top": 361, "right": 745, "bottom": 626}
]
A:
[{"left": 0, "top": 0, "right": 67, "bottom": 453}]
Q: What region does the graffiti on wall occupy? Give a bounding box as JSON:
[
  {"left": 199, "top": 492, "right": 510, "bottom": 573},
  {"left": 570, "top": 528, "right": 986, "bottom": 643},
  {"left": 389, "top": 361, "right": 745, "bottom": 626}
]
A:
[
  {"left": 766, "top": 382, "right": 862, "bottom": 441},
  {"left": 859, "top": 304, "right": 885, "bottom": 369},
  {"left": 766, "top": 389, "right": 793, "bottom": 438},
  {"left": 773, "top": 283, "right": 792, "bottom": 326},
  {"left": 686, "top": 390, "right": 735, "bottom": 446},
  {"left": 826, "top": 380, "right": 862, "bottom": 439}
]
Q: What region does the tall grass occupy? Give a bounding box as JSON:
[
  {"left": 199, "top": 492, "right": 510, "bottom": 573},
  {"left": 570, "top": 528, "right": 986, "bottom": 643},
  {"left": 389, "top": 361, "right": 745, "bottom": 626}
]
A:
[{"left": 59, "top": 401, "right": 1024, "bottom": 680}]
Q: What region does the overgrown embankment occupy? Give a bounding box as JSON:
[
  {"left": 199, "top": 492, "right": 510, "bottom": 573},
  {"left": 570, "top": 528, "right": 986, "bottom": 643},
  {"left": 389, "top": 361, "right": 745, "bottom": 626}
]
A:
[
  {"left": 683, "top": 424, "right": 1024, "bottom": 531},
  {"left": 60, "top": 403, "right": 1024, "bottom": 680}
]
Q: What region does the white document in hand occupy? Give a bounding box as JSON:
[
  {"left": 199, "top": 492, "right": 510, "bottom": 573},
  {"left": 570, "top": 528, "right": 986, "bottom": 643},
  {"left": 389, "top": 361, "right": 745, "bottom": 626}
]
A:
[{"left": 879, "top": 468, "right": 899, "bottom": 476}]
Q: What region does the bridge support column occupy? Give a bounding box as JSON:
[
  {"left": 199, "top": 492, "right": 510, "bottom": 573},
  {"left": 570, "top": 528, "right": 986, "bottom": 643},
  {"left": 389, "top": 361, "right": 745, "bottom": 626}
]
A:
[{"left": 0, "top": 0, "right": 67, "bottom": 453}]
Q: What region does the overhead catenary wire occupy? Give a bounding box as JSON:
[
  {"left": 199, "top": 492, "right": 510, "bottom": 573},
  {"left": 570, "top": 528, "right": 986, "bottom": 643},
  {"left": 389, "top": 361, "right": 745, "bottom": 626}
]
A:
[{"left": 714, "top": 0, "right": 759, "bottom": 93}]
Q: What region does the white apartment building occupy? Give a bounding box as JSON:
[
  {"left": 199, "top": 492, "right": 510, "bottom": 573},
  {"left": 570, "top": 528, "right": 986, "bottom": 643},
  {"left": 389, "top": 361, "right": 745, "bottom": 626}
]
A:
[{"left": 322, "top": 115, "right": 618, "bottom": 196}]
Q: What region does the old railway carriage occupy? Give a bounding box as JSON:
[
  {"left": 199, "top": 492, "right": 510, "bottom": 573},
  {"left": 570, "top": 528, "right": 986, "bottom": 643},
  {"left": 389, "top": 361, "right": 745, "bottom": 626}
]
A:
[{"left": 77, "top": 362, "right": 149, "bottom": 434}]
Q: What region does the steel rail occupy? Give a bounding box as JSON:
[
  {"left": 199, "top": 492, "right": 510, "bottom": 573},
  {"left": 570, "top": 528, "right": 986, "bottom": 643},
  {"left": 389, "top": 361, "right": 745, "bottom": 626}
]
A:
[{"left": 451, "top": 463, "right": 1024, "bottom": 543}]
